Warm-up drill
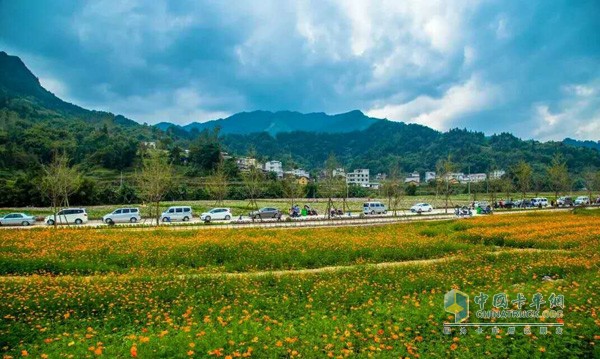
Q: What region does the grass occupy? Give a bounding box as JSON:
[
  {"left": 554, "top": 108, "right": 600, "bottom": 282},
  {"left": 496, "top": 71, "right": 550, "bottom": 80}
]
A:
[{"left": 0, "top": 211, "right": 598, "bottom": 358}]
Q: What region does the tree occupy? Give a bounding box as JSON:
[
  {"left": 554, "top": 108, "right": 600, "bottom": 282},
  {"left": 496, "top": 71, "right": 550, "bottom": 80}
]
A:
[
  {"left": 242, "top": 165, "right": 264, "bottom": 210},
  {"left": 547, "top": 154, "right": 570, "bottom": 201},
  {"left": 381, "top": 165, "right": 403, "bottom": 216},
  {"left": 206, "top": 161, "right": 229, "bottom": 205},
  {"left": 282, "top": 174, "right": 306, "bottom": 211},
  {"left": 40, "top": 152, "right": 82, "bottom": 228},
  {"left": 513, "top": 161, "right": 532, "bottom": 199},
  {"left": 436, "top": 155, "right": 456, "bottom": 213},
  {"left": 136, "top": 150, "right": 175, "bottom": 225},
  {"left": 320, "top": 153, "right": 346, "bottom": 219},
  {"left": 582, "top": 167, "right": 600, "bottom": 203}
]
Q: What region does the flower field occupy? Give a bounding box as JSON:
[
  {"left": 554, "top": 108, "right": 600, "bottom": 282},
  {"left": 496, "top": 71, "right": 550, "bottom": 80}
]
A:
[{"left": 0, "top": 211, "right": 599, "bottom": 358}]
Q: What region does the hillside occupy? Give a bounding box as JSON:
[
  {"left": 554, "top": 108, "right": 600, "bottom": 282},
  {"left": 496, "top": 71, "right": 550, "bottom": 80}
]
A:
[{"left": 156, "top": 109, "right": 379, "bottom": 135}]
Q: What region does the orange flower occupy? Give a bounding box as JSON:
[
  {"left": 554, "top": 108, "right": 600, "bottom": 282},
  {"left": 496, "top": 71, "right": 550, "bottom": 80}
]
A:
[{"left": 130, "top": 346, "right": 138, "bottom": 358}]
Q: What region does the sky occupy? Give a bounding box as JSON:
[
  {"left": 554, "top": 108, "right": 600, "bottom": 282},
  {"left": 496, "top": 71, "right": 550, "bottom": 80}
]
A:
[{"left": 0, "top": 0, "right": 599, "bottom": 141}]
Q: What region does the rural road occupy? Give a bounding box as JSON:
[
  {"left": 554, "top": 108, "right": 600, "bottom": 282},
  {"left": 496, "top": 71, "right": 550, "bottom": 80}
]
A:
[{"left": 0, "top": 206, "right": 591, "bottom": 231}]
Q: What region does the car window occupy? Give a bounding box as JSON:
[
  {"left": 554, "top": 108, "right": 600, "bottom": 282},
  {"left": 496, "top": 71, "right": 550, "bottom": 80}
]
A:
[
  {"left": 168, "top": 209, "right": 175, "bottom": 213},
  {"left": 114, "top": 209, "right": 122, "bottom": 214},
  {"left": 176, "top": 208, "right": 183, "bottom": 213}
]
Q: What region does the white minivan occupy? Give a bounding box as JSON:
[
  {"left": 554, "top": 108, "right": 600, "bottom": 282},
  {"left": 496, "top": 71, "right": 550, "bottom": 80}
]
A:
[
  {"left": 160, "top": 206, "right": 193, "bottom": 222},
  {"left": 45, "top": 208, "right": 88, "bottom": 225},
  {"left": 103, "top": 208, "right": 142, "bottom": 224},
  {"left": 363, "top": 201, "right": 387, "bottom": 215},
  {"left": 531, "top": 197, "right": 548, "bottom": 207}
]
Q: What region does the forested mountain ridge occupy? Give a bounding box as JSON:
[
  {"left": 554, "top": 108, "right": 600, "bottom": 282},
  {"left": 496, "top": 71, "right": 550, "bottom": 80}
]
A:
[
  {"left": 221, "top": 123, "right": 600, "bottom": 175},
  {"left": 157, "top": 109, "right": 380, "bottom": 135}
]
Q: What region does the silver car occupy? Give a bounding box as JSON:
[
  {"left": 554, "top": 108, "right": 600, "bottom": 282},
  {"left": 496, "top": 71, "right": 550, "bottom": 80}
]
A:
[
  {"left": 0, "top": 213, "right": 36, "bottom": 226},
  {"left": 103, "top": 208, "right": 142, "bottom": 224}
]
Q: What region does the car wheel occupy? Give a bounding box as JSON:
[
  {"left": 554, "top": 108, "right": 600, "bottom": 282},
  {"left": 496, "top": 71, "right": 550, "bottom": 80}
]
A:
[
  {"left": 130, "top": 217, "right": 137, "bottom": 223},
  {"left": 205, "top": 216, "right": 211, "bottom": 222},
  {"left": 162, "top": 217, "right": 169, "bottom": 222},
  {"left": 105, "top": 218, "right": 113, "bottom": 224},
  {"left": 22, "top": 221, "right": 30, "bottom": 226},
  {"left": 224, "top": 215, "right": 231, "bottom": 220},
  {"left": 428, "top": 208, "right": 432, "bottom": 212},
  {"left": 183, "top": 216, "right": 189, "bottom": 222},
  {"left": 47, "top": 219, "right": 55, "bottom": 225},
  {"left": 370, "top": 210, "right": 375, "bottom": 215},
  {"left": 75, "top": 219, "right": 83, "bottom": 225}
]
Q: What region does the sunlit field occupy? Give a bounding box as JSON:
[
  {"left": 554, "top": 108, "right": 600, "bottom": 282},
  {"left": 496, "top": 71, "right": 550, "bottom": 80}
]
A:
[{"left": 1, "top": 210, "right": 598, "bottom": 358}]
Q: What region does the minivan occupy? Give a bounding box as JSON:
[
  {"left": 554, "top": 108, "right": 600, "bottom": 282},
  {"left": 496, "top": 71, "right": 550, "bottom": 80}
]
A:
[
  {"left": 363, "top": 201, "right": 387, "bottom": 215},
  {"left": 160, "top": 206, "right": 193, "bottom": 222},
  {"left": 531, "top": 197, "right": 548, "bottom": 207},
  {"left": 45, "top": 208, "right": 88, "bottom": 225},
  {"left": 103, "top": 208, "right": 142, "bottom": 224}
]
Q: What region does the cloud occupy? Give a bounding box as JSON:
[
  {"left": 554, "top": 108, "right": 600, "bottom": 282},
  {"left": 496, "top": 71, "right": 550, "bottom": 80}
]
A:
[
  {"left": 366, "top": 75, "right": 501, "bottom": 130},
  {"left": 532, "top": 80, "right": 600, "bottom": 141},
  {"left": 0, "top": 0, "right": 598, "bottom": 139}
]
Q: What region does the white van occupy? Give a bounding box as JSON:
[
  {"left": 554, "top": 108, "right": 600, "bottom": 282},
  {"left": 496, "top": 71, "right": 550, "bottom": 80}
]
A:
[
  {"left": 363, "top": 201, "right": 387, "bottom": 215},
  {"left": 102, "top": 208, "right": 141, "bottom": 224},
  {"left": 531, "top": 197, "right": 548, "bottom": 207},
  {"left": 160, "top": 206, "right": 193, "bottom": 222},
  {"left": 45, "top": 208, "right": 88, "bottom": 225}
]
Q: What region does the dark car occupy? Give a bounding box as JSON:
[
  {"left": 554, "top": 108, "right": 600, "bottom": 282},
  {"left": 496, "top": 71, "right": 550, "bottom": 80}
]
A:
[
  {"left": 249, "top": 207, "right": 282, "bottom": 220},
  {"left": 557, "top": 196, "right": 574, "bottom": 207}
]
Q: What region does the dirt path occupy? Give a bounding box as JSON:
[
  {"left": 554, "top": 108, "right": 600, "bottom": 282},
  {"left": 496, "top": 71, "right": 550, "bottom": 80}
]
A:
[{"left": 0, "top": 248, "right": 568, "bottom": 283}]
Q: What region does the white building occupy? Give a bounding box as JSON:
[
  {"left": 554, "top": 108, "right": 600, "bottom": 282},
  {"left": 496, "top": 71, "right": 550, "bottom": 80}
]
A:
[
  {"left": 236, "top": 157, "right": 259, "bottom": 171},
  {"left": 286, "top": 168, "right": 310, "bottom": 178},
  {"left": 333, "top": 168, "right": 346, "bottom": 178},
  {"left": 404, "top": 171, "right": 420, "bottom": 184},
  {"left": 425, "top": 171, "right": 436, "bottom": 182},
  {"left": 263, "top": 161, "right": 283, "bottom": 178},
  {"left": 375, "top": 173, "right": 387, "bottom": 181},
  {"left": 466, "top": 173, "right": 487, "bottom": 183},
  {"left": 346, "top": 169, "right": 370, "bottom": 187},
  {"left": 490, "top": 170, "right": 506, "bottom": 180}
]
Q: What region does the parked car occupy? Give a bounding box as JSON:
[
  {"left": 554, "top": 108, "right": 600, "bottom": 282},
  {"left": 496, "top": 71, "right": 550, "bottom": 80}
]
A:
[
  {"left": 200, "top": 208, "right": 232, "bottom": 222},
  {"left": 160, "top": 206, "right": 193, "bottom": 222},
  {"left": 249, "top": 207, "right": 281, "bottom": 220},
  {"left": 514, "top": 199, "right": 532, "bottom": 208},
  {"left": 557, "top": 196, "right": 574, "bottom": 207},
  {"left": 0, "top": 212, "right": 36, "bottom": 226},
  {"left": 45, "top": 208, "right": 88, "bottom": 225},
  {"left": 410, "top": 203, "right": 433, "bottom": 213},
  {"left": 102, "top": 208, "right": 141, "bottom": 224},
  {"left": 531, "top": 197, "right": 548, "bottom": 207},
  {"left": 574, "top": 196, "right": 590, "bottom": 206},
  {"left": 363, "top": 201, "right": 387, "bottom": 215}
]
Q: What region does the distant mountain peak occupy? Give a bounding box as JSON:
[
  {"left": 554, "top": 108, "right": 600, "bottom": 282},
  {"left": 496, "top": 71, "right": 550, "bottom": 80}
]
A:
[{"left": 155, "top": 109, "right": 383, "bottom": 135}]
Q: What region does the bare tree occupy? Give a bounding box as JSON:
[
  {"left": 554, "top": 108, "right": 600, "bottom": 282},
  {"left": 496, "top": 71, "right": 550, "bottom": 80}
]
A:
[
  {"left": 582, "top": 167, "right": 600, "bottom": 204},
  {"left": 320, "top": 153, "right": 345, "bottom": 219},
  {"left": 40, "top": 152, "right": 82, "bottom": 228},
  {"left": 436, "top": 155, "right": 456, "bottom": 213},
  {"left": 206, "top": 161, "right": 228, "bottom": 205},
  {"left": 547, "top": 154, "right": 570, "bottom": 201},
  {"left": 381, "top": 165, "right": 403, "bottom": 216},
  {"left": 136, "top": 150, "right": 175, "bottom": 225},
  {"left": 513, "top": 161, "right": 532, "bottom": 199},
  {"left": 282, "top": 173, "right": 306, "bottom": 211},
  {"left": 242, "top": 165, "right": 264, "bottom": 210}
]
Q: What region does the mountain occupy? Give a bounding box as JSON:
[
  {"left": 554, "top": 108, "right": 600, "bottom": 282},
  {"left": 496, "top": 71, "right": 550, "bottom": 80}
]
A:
[
  {"left": 563, "top": 138, "right": 600, "bottom": 151},
  {"left": 156, "top": 109, "right": 380, "bottom": 135},
  {"left": 0, "top": 51, "right": 138, "bottom": 126}
]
